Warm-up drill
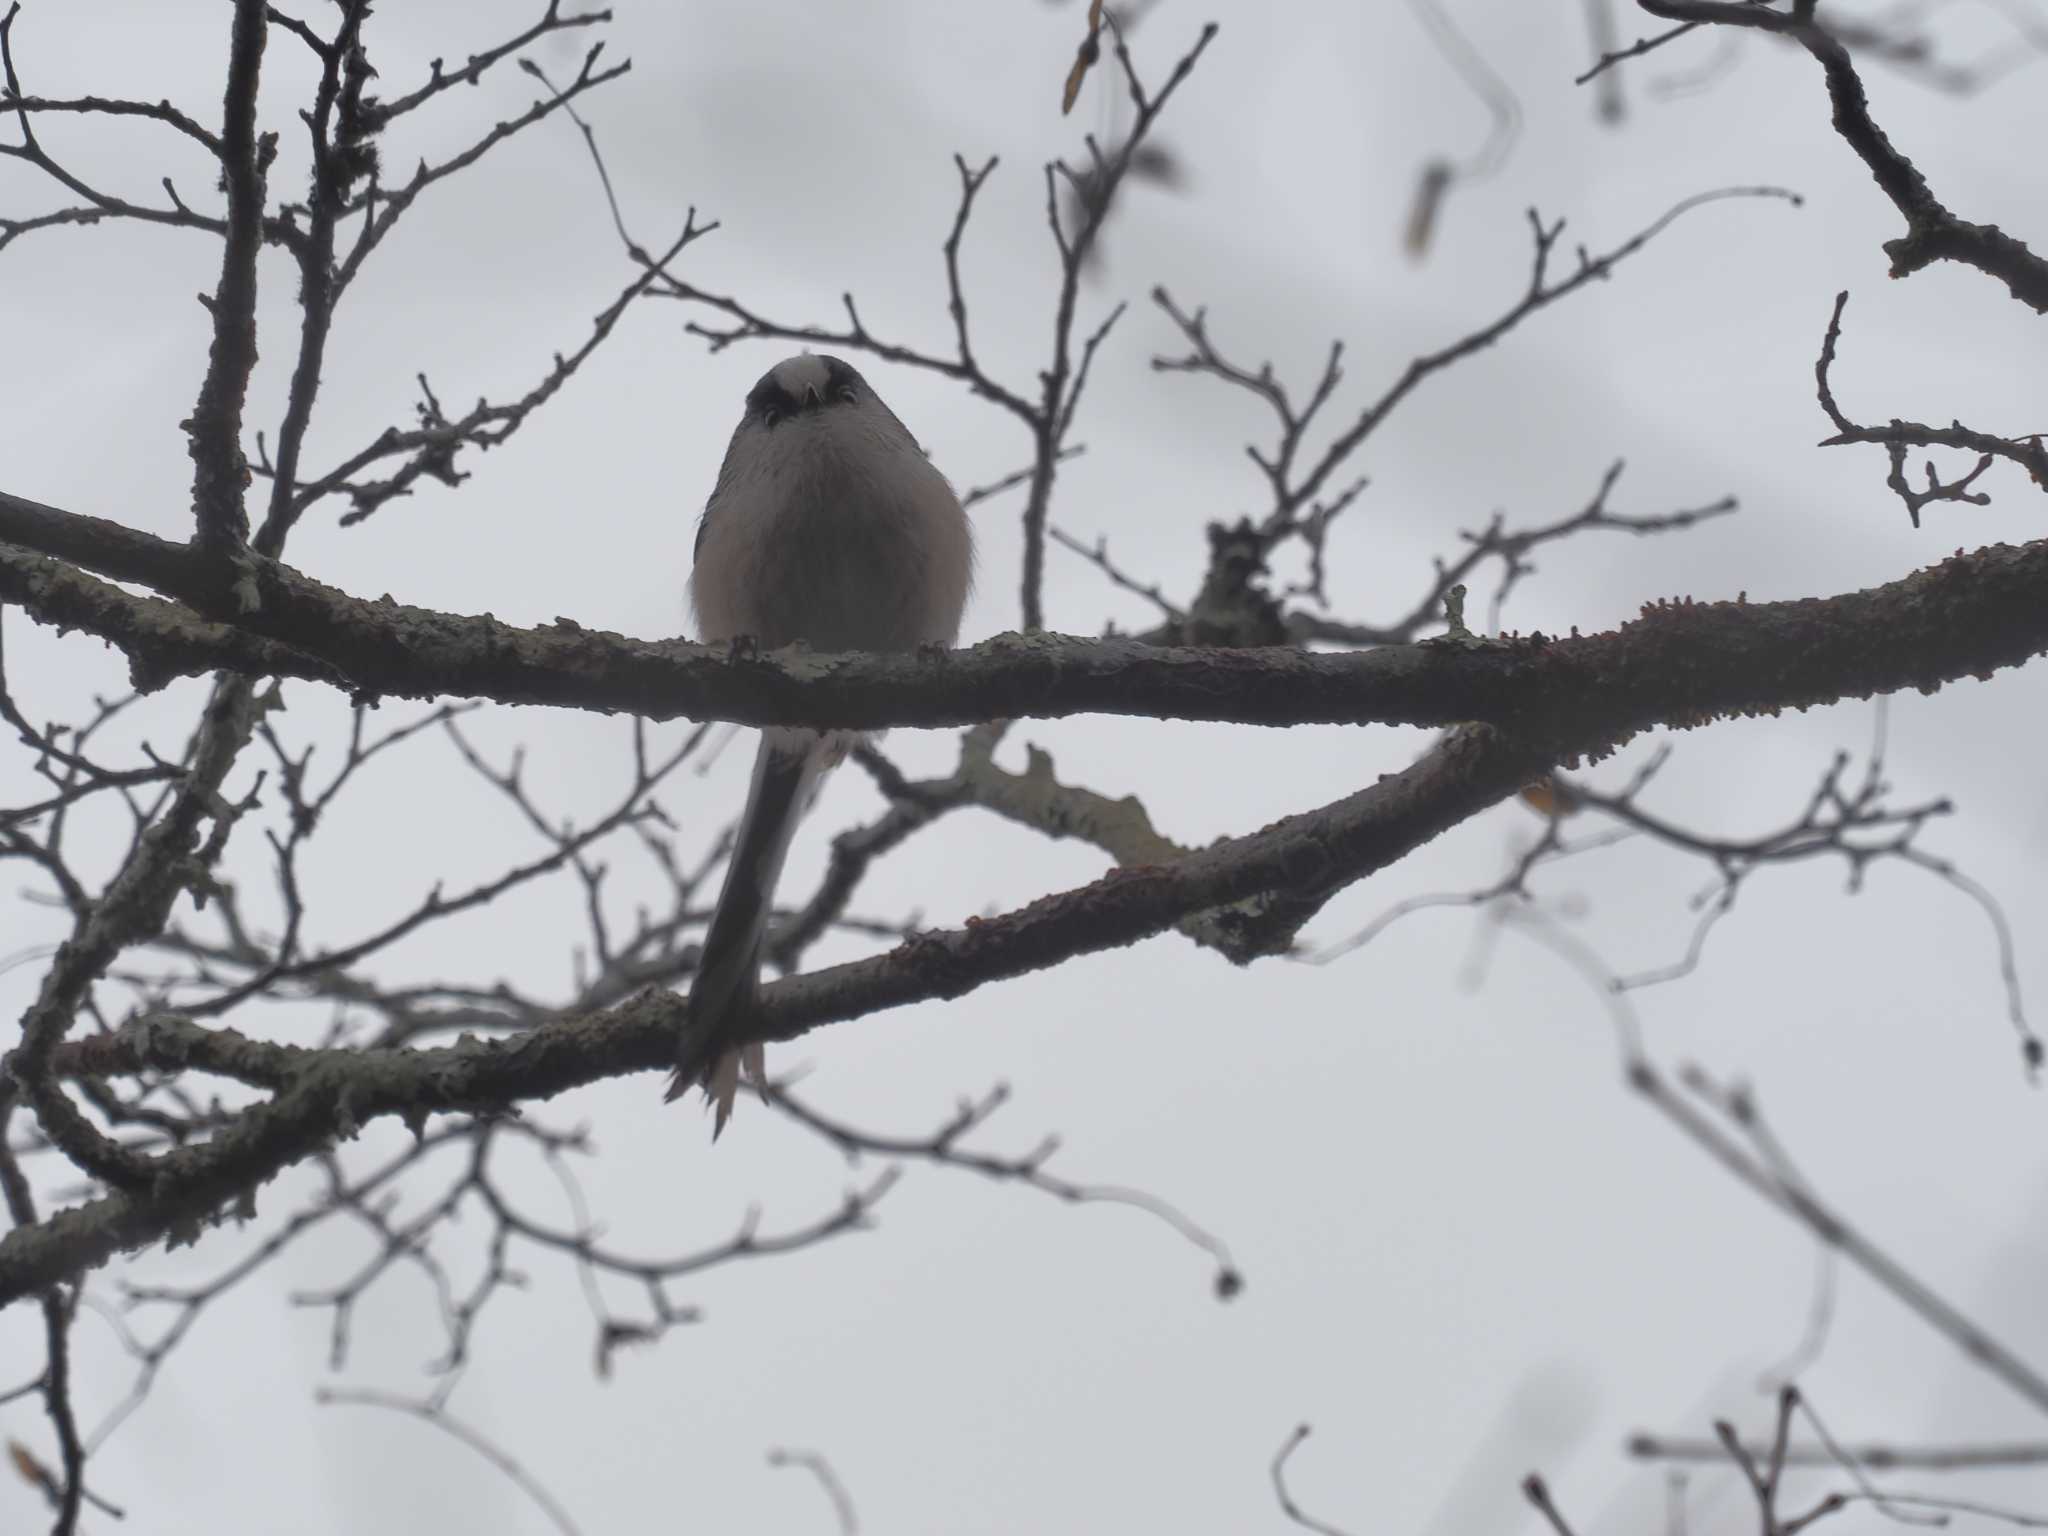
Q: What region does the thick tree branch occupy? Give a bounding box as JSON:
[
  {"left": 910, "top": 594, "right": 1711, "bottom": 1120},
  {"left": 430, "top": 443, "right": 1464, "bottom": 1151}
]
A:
[
  {"left": 184, "top": 0, "right": 270, "bottom": 556},
  {"left": 2, "top": 490, "right": 2045, "bottom": 747},
  {"left": 791, "top": 725, "right": 1280, "bottom": 965},
  {"left": 0, "top": 544, "right": 331, "bottom": 687}
]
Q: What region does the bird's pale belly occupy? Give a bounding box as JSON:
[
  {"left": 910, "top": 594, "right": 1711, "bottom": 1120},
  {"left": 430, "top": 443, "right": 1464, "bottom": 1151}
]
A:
[{"left": 750, "top": 500, "right": 944, "bottom": 654}]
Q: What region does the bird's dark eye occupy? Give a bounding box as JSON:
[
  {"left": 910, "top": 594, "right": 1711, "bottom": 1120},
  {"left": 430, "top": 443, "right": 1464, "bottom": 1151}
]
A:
[
  {"left": 758, "top": 404, "right": 784, "bottom": 427},
  {"left": 833, "top": 384, "right": 857, "bottom": 405}
]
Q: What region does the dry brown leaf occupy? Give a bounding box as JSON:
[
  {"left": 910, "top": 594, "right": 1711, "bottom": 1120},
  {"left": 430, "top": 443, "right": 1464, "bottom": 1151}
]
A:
[
  {"left": 1519, "top": 776, "right": 1582, "bottom": 819},
  {"left": 1062, "top": 0, "right": 1107, "bottom": 114},
  {"left": 1404, "top": 158, "right": 1455, "bottom": 260},
  {"left": 8, "top": 1439, "right": 56, "bottom": 1496}
]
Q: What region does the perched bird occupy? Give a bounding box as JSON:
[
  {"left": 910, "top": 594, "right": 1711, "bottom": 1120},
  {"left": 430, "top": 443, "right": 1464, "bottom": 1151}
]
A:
[{"left": 668, "top": 354, "right": 973, "bottom": 1134}]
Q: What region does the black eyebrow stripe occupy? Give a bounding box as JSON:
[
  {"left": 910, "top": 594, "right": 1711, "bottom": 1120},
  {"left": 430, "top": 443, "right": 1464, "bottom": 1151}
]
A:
[
  {"left": 746, "top": 379, "right": 792, "bottom": 416},
  {"left": 819, "top": 356, "right": 864, "bottom": 395}
]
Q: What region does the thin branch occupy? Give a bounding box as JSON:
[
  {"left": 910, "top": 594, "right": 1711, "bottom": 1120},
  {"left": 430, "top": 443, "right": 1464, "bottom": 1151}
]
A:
[
  {"left": 282, "top": 215, "right": 712, "bottom": 525},
  {"left": 1577, "top": 16, "right": 1702, "bottom": 83},
  {"left": 317, "top": 1389, "right": 584, "bottom": 1536},
  {"left": 1019, "top": 20, "right": 1217, "bottom": 630},
  {"left": 1285, "top": 187, "right": 1801, "bottom": 525},
  {"left": 1271, "top": 1425, "right": 1355, "bottom": 1536},
  {"left": 334, "top": 41, "right": 630, "bottom": 289},
  {"left": 251, "top": 0, "right": 374, "bottom": 558},
  {"left": 771, "top": 1081, "right": 1242, "bottom": 1298},
  {"left": 9, "top": 725, "right": 1546, "bottom": 1299},
  {"left": 767, "top": 1448, "right": 859, "bottom": 1536},
  {"left": 0, "top": 1110, "right": 84, "bottom": 1535},
  {"left": 1631, "top": 1434, "right": 2048, "bottom": 1472},
  {"left": 377, "top": 3, "right": 612, "bottom": 121},
  {"left": 0, "top": 1, "right": 305, "bottom": 259},
  {"left": 1632, "top": 1058, "right": 2048, "bottom": 1416},
  {"left": 1637, "top": 0, "right": 2048, "bottom": 309},
  {"left": 1150, "top": 187, "right": 1791, "bottom": 612},
  {"left": 1524, "top": 1474, "right": 1582, "bottom": 1536},
  {"left": 1815, "top": 290, "right": 2048, "bottom": 526}
]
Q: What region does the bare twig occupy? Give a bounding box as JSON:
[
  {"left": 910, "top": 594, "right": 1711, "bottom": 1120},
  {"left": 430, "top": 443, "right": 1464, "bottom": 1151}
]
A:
[
  {"left": 1636, "top": 0, "right": 2048, "bottom": 309},
  {"left": 1632, "top": 1433, "right": 2048, "bottom": 1472},
  {"left": 1271, "top": 1425, "right": 1355, "bottom": 1536},
  {"left": 1815, "top": 291, "right": 2048, "bottom": 526},
  {"left": 771, "top": 1081, "right": 1242, "bottom": 1299},
  {"left": 1524, "top": 1474, "right": 1582, "bottom": 1536},
  {"left": 317, "top": 1388, "right": 585, "bottom": 1536},
  {"left": 768, "top": 1447, "right": 859, "bottom": 1536}
]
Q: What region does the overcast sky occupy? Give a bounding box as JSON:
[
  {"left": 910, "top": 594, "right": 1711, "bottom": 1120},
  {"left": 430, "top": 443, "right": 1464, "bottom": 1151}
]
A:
[{"left": 5, "top": 1, "right": 2048, "bottom": 1532}]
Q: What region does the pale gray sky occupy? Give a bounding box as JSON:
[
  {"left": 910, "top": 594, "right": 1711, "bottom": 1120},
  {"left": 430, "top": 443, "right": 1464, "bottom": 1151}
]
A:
[{"left": 4, "top": 2, "right": 2047, "bottom": 1532}]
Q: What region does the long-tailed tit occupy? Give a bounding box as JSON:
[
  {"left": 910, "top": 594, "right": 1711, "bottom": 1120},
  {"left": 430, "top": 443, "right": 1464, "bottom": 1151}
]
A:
[{"left": 667, "top": 354, "right": 973, "bottom": 1134}]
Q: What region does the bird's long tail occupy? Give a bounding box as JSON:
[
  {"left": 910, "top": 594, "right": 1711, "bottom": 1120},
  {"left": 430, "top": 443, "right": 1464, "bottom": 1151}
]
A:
[{"left": 666, "top": 729, "right": 831, "bottom": 1135}]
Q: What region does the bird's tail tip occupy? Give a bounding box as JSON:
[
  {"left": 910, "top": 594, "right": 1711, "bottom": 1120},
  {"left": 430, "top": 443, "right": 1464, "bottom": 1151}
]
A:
[{"left": 666, "top": 1042, "right": 769, "bottom": 1141}]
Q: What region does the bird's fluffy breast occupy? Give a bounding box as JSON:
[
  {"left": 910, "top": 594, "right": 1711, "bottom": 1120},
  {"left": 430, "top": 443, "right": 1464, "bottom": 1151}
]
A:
[{"left": 693, "top": 412, "right": 970, "bottom": 654}]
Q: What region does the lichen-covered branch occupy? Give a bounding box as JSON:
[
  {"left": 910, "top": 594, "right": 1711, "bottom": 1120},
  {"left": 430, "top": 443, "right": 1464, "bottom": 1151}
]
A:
[{"left": 3, "top": 491, "right": 2044, "bottom": 748}]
